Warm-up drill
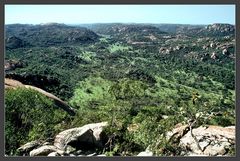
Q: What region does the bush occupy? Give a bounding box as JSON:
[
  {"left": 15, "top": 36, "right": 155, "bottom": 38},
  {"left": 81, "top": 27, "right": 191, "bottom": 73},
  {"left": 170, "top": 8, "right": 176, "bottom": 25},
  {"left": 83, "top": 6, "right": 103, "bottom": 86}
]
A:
[
  {"left": 5, "top": 88, "right": 68, "bottom": 155},
  {"left": 70, "top": 77, "right": 113, "bottom": 109}
]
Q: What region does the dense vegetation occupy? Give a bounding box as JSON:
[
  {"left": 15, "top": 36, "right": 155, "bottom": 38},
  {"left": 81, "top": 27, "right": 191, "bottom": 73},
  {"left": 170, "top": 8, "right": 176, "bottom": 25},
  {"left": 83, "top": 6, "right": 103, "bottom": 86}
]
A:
[
  {"left": 5, "top": 23, "right": 235, "bottom": 156},
  {"left": 5, "top": 88, "right": 70, "bottom": 155}
]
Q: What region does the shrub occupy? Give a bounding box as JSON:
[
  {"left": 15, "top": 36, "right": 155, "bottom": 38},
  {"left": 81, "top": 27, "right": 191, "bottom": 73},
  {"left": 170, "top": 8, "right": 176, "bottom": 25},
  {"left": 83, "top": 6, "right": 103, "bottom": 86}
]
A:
[{"left": 5, "top": 88, "right": 68, "bottom": 155}]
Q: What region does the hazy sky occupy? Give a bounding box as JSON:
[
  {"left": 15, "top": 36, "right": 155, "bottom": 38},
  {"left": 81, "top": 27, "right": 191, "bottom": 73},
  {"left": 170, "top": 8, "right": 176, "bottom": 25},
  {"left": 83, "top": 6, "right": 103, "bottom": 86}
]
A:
[{"left": 5, "top": 5, "right": 235, "bottom": 25}]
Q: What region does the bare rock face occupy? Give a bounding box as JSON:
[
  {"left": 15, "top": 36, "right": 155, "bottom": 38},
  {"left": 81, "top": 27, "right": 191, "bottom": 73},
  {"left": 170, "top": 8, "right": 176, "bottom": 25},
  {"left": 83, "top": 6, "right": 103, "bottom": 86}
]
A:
[
  {"left": 54, "top": 122, "right": 108, "bottom": 151},
  {"left": 178, "top": 125, "right": 235, "bottom": 156}
]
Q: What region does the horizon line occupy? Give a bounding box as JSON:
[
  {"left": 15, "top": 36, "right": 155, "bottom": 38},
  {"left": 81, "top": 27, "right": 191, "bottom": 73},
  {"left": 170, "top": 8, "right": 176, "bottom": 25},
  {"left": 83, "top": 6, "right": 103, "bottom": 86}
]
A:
[{"left": 4, "top": 22, "right": 235, "bottom": 26}]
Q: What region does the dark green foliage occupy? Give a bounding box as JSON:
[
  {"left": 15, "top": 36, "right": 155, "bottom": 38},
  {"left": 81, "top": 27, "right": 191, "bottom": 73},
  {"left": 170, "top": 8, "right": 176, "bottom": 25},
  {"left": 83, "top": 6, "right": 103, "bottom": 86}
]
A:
[
  {"left": 6, "top": 36, "right": 28, "bottom": 49},
  {"left": 6, "top": 24, "right": 99, "bottom": 48},
  {"left": 5, "top": 88, "right": 69, "bottom": 155}
]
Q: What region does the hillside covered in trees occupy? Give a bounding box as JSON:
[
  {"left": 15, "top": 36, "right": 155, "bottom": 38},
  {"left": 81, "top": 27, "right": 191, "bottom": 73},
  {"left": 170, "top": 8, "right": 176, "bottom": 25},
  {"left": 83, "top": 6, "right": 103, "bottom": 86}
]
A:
[{"left": 5, "top": 23, "right": 235, "bottom": 156}]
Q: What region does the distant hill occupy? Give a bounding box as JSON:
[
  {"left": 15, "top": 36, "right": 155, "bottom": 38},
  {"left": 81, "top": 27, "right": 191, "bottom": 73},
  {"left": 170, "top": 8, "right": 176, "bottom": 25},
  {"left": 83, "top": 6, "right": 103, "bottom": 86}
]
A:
[
  {"left": 77, "top": 23, "right": 167, "bottom": 43},
  {"left": 152, "top": 24, "right": 205, "bottom": 34},
  {"left": 176, "top": 23, "right": 235, "bottom": 37},
  {"left": 82, "top": 23, "right": 165, "bottom": 34},
  {"left": 5, "top": 23, "right": 99, "bottom": 49},
  {"left": 76, "top": 23, "right": 235, "bottom": 39}
]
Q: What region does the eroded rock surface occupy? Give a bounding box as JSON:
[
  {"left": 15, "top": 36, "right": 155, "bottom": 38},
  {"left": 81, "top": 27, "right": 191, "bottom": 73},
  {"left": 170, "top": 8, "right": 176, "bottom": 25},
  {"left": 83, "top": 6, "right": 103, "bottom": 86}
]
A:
[
  {"left": 168, "top": 124, "right": 235, "bottom": 156},
  {"left": 54, "top": 122, "right": 108, "bottom": 151}
]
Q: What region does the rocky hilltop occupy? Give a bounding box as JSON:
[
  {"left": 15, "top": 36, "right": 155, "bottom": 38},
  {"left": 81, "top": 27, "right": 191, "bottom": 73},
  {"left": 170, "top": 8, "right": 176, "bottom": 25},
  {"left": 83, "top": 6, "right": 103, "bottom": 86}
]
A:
[
  {"left": 205, "top": 23, "right": 235, "bottom": 32},
  {"left": 182, "top": 23, "right": 235, "bottom": 37},
  {"left": 6, "top": 23, "right": 99, "bottom": 48}
]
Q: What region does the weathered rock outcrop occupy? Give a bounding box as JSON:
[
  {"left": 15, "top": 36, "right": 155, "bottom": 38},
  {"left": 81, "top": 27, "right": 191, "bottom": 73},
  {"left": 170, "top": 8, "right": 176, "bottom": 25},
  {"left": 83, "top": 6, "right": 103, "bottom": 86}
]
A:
[
  {"left": 167, "top": 124, "right": 235, "bottom": 156},
  {"left": 181, "top": 125, "right": 235, "bottom": 156},
  {"left": 54, "top": 122, "right": 108, "bottom": 151},
  {"left": 5, "top": 78, "right": 76, "bottom": 116},
  {"left": 5, "top": 60, "right": 24, "bottom": 71}
]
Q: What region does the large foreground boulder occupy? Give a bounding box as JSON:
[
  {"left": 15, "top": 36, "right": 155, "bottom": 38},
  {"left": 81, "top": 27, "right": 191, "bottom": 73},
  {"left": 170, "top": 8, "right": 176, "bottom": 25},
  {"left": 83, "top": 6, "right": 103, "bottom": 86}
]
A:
[
  {"left": 54, "top": 122, "right": 108, "bottom": 151},
  {"left": 168, "top": 124, "right": 235, "bottom": 156}
]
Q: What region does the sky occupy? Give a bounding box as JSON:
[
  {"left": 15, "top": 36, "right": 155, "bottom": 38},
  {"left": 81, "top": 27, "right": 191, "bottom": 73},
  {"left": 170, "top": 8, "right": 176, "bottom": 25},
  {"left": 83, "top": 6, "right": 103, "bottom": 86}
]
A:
[{"left": 5, "top": 5, "right": 235, "bottom": 25}]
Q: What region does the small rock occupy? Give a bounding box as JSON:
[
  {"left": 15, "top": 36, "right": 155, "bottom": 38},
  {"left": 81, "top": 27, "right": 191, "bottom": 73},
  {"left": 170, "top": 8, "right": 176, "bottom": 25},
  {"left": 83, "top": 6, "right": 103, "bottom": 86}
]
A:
[
  {"left": 43, "top": 142, "right": 51, "bottom": 146},
  {"left": 87, "top": 152, "right": 96, "bottom": 156},
  {"left": 211, "top": 52, "right": 217, "bottom": 59},
  {"left": 137, "top": 151, "right": 153, "bottom": 156},
  {"left": 73, "top": 150, "right": 83, "bottom": 155},
  {"left": 97, "top": 154, "right": 106, "bottom": 157},
  {"left": 69, "top": 154, "right": 76, "bottom": 157},
  {"left": 202, "top": 45, "right": 208, "bottom": 50},
  {"left": 65, "top": 145, "right": 76, "bottom": 154},
  {"left": 222, "top": 48, "right": 229, "bottom": 55},
  {"left": 162, "top": 115, "right": 169, "bottom": 119},
  {"left": 48, "top": 152, "right": 60, "bottom": 156},
  {"left": 210, "top": 43, "right": 216, "bottom": 48},
  {"left": 187, "top": 152, "right": 209, "bottom": 156}
]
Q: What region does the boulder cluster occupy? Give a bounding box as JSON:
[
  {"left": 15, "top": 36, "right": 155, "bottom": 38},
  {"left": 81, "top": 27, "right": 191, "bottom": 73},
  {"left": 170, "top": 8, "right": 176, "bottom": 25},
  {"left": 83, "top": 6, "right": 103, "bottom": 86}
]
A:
[
  {"left": 17, "top": 122, "right": 108, "bottom": 157},
  {"left": 16, "top": 121, "right": 235, "bottom": 157}
]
